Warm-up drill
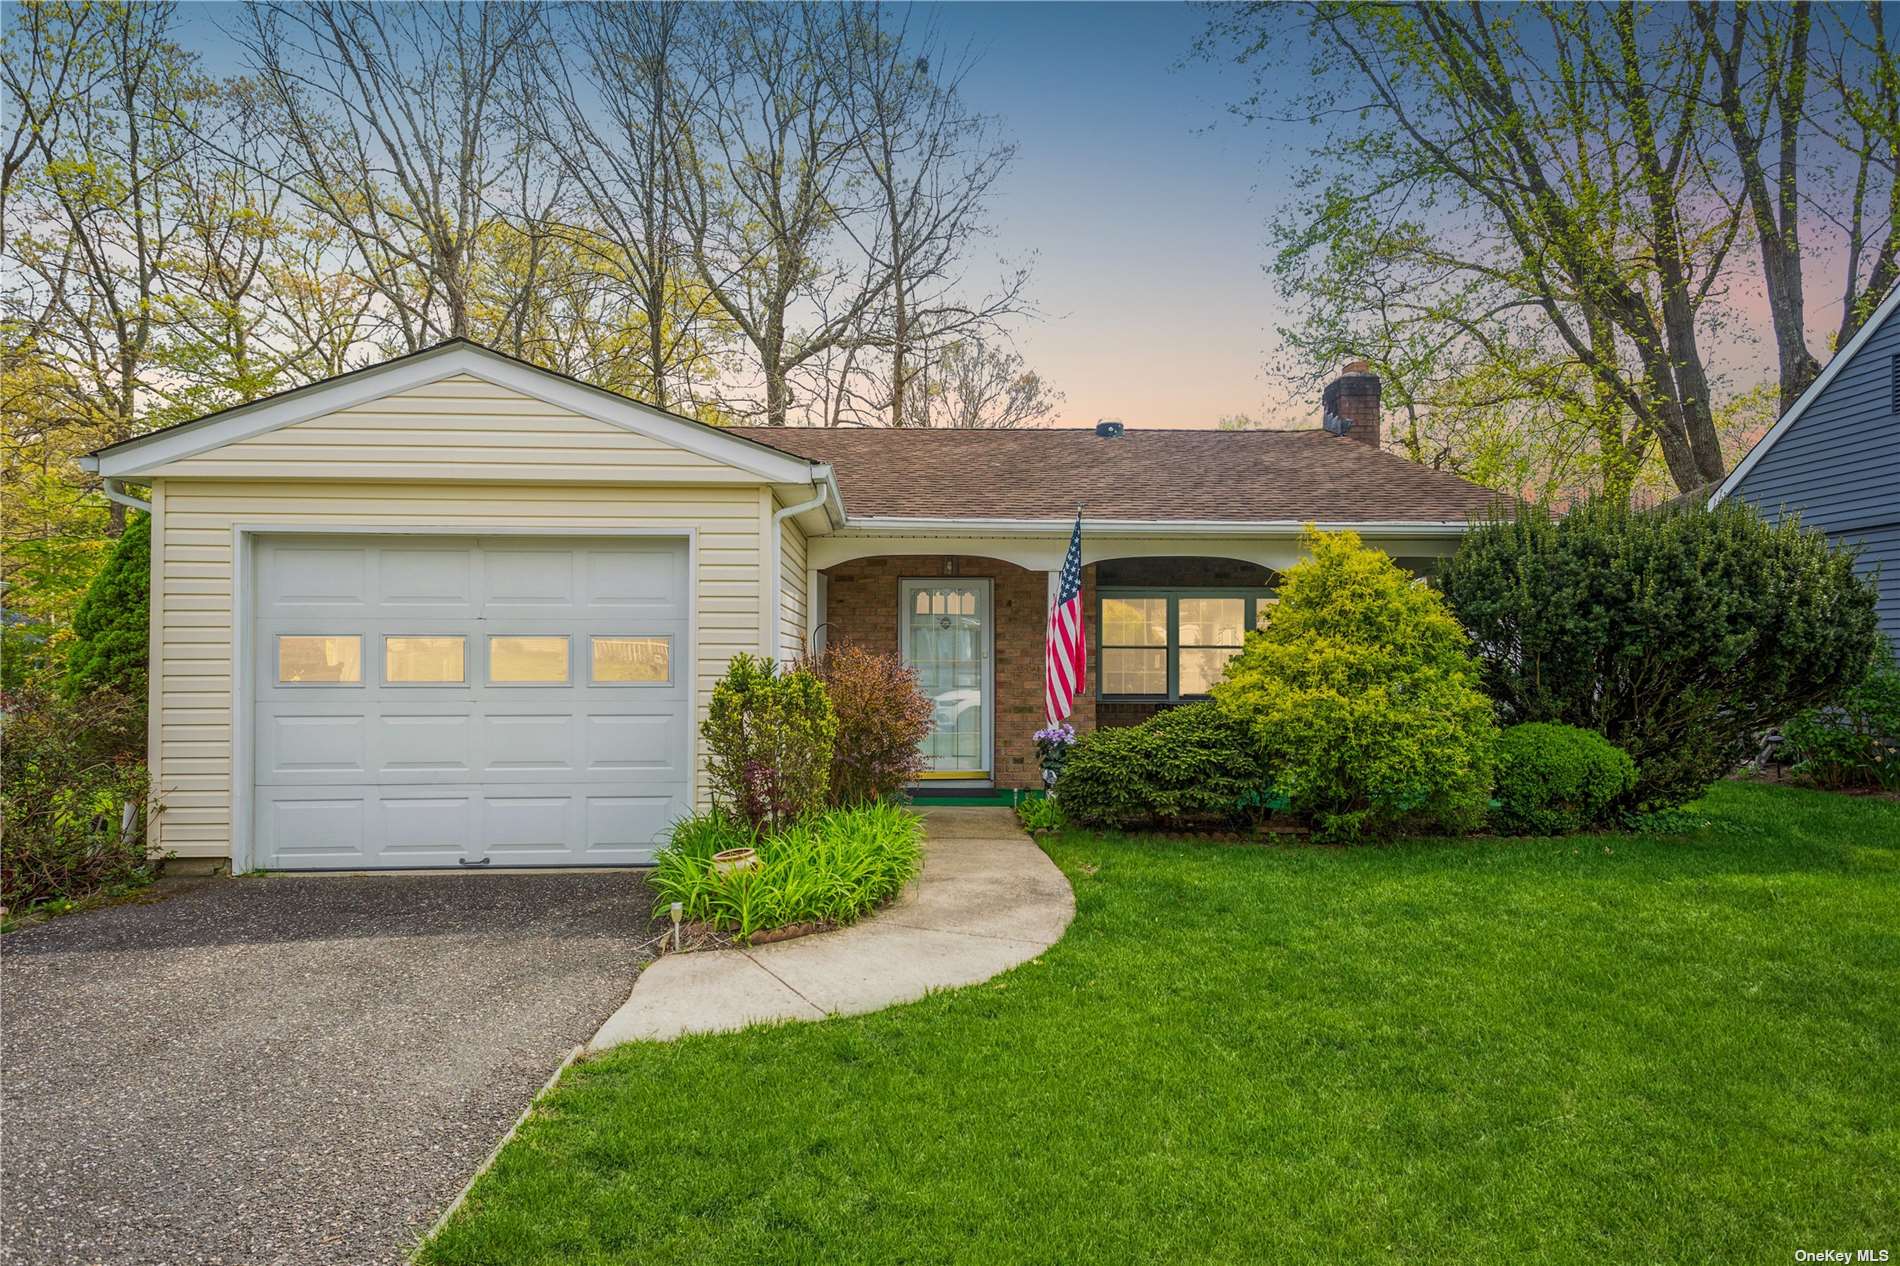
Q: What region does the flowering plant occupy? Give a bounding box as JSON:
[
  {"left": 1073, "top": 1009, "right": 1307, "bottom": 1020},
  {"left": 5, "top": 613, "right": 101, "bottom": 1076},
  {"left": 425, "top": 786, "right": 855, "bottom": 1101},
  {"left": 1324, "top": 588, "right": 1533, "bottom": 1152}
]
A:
[{"left": 1034, "top": 722, "right": 1078, "bottom": 786}]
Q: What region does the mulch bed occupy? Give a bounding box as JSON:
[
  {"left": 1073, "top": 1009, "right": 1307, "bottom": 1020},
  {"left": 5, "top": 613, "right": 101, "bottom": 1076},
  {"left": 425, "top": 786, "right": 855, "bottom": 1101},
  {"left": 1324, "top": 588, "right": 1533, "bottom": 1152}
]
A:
[
  {"left": 1732, "top": 767, "right": 1900, "bottom": 803},
  {"left": 653, "top": 917, "right": 840, "bottom": 956}
]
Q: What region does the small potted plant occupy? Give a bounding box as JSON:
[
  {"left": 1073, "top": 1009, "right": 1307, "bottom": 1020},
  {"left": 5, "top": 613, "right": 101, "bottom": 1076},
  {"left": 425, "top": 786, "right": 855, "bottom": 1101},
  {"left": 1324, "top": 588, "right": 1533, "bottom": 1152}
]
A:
[{"left": 1034, "top": 722, "right": 1077, "bottom": 790}]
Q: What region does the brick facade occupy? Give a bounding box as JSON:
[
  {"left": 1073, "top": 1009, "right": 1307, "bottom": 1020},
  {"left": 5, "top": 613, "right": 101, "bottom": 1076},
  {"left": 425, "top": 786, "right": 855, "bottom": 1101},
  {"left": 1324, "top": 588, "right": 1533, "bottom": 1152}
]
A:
[
  {"left": 822, "top": 553, "right": 1277, "bottom": 790},
  {"left": 822, "top": 554, "right": 1095, "bottom": 789}
]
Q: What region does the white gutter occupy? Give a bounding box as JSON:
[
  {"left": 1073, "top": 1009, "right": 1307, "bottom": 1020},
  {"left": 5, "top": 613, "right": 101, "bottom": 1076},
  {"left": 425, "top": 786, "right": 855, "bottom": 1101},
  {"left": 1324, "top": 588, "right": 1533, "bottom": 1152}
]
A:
[
  {"left": 831, "top": 516, "right": 1477, "bottom": 537},
  {"left": 78, "top": 457, "right": 154, "bottom": 513},
  {"left": 769, "top": 479, "right": 833, "bottom": 662}
]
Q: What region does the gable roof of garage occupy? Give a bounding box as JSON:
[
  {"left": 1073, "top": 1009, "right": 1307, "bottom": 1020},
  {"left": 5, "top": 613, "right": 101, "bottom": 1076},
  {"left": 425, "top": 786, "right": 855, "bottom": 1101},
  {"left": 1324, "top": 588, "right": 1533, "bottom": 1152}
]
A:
[{"left": 83, "top": 339, "right": 825, "bottom": 488}]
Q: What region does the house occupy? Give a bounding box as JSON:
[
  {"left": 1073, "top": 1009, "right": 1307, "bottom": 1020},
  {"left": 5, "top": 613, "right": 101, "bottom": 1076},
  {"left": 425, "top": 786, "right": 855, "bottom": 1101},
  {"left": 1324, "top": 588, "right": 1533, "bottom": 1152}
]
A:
[
  {"left": 81, "top": 341, "right": 1502, "bottom": 872},
  {"left": 1709, "top": 283, "right": 1900, "bottom": 654}
]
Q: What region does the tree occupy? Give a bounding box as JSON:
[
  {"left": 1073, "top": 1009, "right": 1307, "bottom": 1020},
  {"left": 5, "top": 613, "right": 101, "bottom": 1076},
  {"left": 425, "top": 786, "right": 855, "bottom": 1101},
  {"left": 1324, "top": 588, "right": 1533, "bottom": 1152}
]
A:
[
  {"left": 0, "top": 351, "right": 112, "bottom": 691},
  {"left": 1819, "top": 2, "right": 1900, "bottom": 342},
  {"left": 1210, "top": 528, "right": 1498, "bottom": 842},
  {"left": 915, "top": 336, "right": 1060, "bottom": 429},
  {"left": 1693, "top": 1, "right": 1900, "bottom": 401},
  {"left": 238, "top": 0, "right": 549, "bottom": 349},
  {"left": 822, "top": 4, "right": 1024, "bottom": 427},
  {"left": 665, "top": 5, "right": 882, "bottom": 426},
  {"left": 529, "top": 4, "right": 735, "bottom": 415},
  {"left": 2, "top": 0, "right": 210, "bottom": 527},
  {"left": 64, "top": 509, "right": 149, "bottom": 707},
  {"left": 1204, "top": 2, "right": 1898, "bottom": 500},
  {"left": 1438, "top": 499, "right": 1881, "bottom": 809}
]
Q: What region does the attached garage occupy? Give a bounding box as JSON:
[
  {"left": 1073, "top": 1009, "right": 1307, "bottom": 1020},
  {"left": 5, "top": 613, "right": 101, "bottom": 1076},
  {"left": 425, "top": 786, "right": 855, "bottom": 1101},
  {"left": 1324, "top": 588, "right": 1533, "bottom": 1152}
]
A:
[
  {"left": 81, "top": 340, "right": 841, "bottom": 872},
  {"left": 252, "top": 534, "right": 690, "bottom": 868}
]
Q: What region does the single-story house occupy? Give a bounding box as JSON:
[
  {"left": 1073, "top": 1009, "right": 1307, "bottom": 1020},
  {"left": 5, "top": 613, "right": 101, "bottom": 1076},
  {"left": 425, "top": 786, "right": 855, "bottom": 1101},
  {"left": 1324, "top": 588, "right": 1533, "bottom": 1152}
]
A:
[
  {"left": 81, "top": 341, "right": 1502, "bottom": 872},
  {"left": 1709, "top": 281, "right": 1899, "bottom": 654}
]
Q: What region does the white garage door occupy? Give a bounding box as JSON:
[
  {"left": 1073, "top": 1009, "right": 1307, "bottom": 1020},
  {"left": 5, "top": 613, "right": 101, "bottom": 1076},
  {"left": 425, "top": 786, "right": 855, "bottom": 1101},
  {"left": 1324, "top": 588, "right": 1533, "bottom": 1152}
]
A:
[{"left": 252, "top": 535, "right": 690, "bottom": 869}]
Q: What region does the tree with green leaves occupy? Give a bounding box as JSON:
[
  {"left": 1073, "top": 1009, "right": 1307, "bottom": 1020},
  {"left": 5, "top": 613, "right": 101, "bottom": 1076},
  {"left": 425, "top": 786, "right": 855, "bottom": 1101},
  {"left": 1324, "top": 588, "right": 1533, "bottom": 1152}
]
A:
[
  {"left": 1211, "top": 528, "right": 1498, "bottom": 842},
  {"left": 64, "top": 509, "right": 149, "bottom": 709},
  {"left": 1203, "top": 1, "right": 1898, "bottom": 503}
]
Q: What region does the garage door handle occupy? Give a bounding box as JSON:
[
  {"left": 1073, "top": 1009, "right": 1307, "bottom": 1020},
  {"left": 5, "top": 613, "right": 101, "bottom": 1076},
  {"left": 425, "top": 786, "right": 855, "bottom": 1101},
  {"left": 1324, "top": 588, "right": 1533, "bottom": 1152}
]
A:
[{"left": 458, "top": 857, "right": 491, "bottom": 867}]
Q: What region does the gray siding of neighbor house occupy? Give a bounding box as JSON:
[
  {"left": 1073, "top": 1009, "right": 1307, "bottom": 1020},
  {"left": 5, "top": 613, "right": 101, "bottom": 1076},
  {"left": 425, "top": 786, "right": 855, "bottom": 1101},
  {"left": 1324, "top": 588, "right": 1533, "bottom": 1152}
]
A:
[{"left": 1730, "top": 304, "right": 1900, "bottom": 654}]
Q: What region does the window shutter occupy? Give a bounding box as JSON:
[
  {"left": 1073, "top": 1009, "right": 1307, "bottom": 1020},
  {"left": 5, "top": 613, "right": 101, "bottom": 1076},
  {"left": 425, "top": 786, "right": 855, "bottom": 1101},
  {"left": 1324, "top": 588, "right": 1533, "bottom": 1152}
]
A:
[{"left": 1892, "top": 353, "right": 1899, "bottom": 415}]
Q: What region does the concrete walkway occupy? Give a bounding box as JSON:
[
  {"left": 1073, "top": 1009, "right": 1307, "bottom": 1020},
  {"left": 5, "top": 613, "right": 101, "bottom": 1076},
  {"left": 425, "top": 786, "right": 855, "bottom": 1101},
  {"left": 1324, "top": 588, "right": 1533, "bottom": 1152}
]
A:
[{"left": 588, "top": 807, "right": 1073, "bottom": 1048}]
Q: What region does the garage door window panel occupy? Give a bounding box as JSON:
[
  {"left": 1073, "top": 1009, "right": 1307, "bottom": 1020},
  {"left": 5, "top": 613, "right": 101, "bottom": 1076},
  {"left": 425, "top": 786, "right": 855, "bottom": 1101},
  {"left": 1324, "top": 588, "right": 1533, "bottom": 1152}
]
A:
[
  {"left": 277, "top": 635, "right": 363, "bottom": 685},
  {"left": 590, "top": 636, "right": 671, "bottom": 685},
  {"left": 384, "top": 635, "right": 467, "bottom": 685},
  {"left": 489, "top": 635, "right": 571, "bottom": 685}
]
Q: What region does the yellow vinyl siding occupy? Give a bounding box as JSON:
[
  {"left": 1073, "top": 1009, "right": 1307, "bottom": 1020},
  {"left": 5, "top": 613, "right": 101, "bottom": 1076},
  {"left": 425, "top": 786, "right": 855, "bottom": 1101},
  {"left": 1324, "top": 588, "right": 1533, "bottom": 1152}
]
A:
[
  {"left": 779, "top": 512, "right": 809, "bottom": 659},
  {"left": 150, "top": 479, "right": 766, "bottom": 857},
  {"left": 144, "top": 374, "right": 764, "bottom": 484}
]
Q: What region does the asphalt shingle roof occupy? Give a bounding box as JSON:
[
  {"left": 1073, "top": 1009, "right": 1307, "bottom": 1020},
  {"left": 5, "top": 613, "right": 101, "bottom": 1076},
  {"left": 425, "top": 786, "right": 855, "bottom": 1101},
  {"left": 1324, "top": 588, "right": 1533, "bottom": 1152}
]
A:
[{"left": 729, "top": 426, "right": 1508, "bottom": 523}]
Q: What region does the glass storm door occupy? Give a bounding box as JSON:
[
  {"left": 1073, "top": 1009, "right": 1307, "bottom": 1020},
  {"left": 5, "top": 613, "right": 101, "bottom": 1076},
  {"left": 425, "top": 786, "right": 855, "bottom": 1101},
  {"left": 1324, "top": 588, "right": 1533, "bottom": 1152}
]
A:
[{"left": 900, "top": 579, "right": 991, "bottom": 777}]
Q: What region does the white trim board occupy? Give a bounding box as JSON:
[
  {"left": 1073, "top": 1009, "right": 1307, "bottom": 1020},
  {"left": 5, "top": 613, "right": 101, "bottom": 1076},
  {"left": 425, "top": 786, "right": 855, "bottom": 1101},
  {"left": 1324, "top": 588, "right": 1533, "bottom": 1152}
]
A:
[
  {"left": 1709, "top": 282, "right": 1900, "bottom": 508},
  {"left": 84, "top": 341, "right": 826, "bottom": 488}
]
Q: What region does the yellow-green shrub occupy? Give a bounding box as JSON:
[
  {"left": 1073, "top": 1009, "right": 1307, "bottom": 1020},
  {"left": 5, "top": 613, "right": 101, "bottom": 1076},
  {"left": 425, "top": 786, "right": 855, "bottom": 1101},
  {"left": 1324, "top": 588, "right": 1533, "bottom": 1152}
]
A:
[{"left": 1210, "top": 528, "right": 1496, "bottom": 842}]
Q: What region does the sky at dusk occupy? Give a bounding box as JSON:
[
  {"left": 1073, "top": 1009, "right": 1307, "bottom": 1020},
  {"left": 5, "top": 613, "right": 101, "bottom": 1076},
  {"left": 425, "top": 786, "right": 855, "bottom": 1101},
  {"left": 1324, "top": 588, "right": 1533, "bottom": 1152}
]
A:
[
  {"left": 170, "top": 1, "right": 1847, "bottom": 431},
  {"left": 917, "top": 2, "right": 1284, "bottom": 430}
]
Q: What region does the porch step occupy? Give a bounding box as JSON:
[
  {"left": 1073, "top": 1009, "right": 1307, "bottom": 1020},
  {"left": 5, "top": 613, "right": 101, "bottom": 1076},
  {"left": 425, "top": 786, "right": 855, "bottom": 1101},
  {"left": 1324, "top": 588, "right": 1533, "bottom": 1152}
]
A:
[{"left": 906, "top": 786, "right": 1033, "bottom": 808}]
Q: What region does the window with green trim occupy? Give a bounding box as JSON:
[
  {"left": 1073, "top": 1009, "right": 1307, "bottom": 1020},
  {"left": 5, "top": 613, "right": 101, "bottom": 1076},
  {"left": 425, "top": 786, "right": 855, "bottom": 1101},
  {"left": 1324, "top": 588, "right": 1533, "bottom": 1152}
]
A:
[{"left": 1097, "top": 590, "right": 1275, "bottom": 699}]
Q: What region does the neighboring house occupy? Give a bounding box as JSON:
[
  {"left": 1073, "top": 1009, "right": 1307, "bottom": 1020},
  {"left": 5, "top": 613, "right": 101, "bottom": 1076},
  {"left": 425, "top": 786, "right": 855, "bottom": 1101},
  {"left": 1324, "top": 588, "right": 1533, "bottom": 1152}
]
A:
[
  {"left": 1710, "top": 283, "right": 1900, "bottom": 655},
  {"left": 81, "top": 342, "right": 1501, "bottom": 873}
]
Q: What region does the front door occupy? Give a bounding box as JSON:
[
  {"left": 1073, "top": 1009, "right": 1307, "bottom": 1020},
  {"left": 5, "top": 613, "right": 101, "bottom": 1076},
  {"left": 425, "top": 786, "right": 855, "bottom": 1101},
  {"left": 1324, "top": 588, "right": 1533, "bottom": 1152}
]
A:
[{"left": 899, "top": 578, "right": 991, "bottom": 778}]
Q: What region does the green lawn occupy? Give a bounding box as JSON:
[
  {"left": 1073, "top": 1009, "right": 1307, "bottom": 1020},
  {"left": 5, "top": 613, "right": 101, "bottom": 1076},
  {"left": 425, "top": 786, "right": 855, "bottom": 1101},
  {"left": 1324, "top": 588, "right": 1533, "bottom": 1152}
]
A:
[{"left": 422, "top": 782, "right": 1899, "bottom": 1264}]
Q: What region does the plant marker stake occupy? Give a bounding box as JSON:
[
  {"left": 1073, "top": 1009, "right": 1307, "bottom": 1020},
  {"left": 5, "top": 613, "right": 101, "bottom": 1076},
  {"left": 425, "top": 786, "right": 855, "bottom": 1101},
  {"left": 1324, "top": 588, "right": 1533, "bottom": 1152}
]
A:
[{"left": 670, "top": 901, "right": 683, "bottom": 952}]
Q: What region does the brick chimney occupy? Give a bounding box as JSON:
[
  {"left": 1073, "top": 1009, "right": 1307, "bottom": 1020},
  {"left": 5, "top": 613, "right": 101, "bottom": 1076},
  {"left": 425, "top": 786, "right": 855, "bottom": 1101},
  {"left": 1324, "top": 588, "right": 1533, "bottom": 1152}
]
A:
[{"left": 1321, "top": 359, "right": 1382, "bottom": 449}]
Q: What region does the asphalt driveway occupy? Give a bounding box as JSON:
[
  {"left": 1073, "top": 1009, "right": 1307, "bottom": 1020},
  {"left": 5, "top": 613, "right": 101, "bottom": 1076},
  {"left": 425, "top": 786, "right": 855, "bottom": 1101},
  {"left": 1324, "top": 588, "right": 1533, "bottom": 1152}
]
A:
[{"left": 1, "top": 872, "right": 659, "bottom": 1266}]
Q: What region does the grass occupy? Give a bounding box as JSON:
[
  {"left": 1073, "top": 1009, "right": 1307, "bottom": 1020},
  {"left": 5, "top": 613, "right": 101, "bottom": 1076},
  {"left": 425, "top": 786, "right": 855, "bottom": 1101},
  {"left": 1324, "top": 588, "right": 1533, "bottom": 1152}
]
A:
[{"left": 421, "top": 781, "right": 1899, "bottom": 1264}]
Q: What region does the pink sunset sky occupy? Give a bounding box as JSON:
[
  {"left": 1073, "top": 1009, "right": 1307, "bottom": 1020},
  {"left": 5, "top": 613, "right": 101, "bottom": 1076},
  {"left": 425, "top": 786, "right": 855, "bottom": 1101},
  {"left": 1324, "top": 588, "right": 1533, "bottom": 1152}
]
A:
[{"left": 931, "top": 3, "right": 1862, "bottom": 431}]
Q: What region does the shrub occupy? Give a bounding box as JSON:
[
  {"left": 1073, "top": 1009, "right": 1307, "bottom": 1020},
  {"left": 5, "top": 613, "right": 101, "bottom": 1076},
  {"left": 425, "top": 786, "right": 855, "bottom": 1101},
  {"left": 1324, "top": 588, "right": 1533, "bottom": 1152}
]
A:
[
  {"left": 649, "top": 802, "right": 925, "bottom": 941},
  {"left": 1015, "top": 793, "right": 1066, "bottom": 834},
  {"left": 2, "top": 687, "right": 155, "bottom": 913},
  {"left": 701, "top": 654, "right": 836, "bottom": 834},
  {"left": 1781, "top": 652, "right": 1900, "bottom": 790},
  {"left": 1439, "top": 499, "right": 1880, "bottom": 810},
  {"left": 1057, "top": 702, "right": 1272, "bottom": 831},
  {"left": 1491, "top": 723, "right": 1637, "bottom": 835},
  {"left": 800, "top": 643, "right": 933, "bottom": 805},
  {"left": 64, "top": 512, "right": 151, "bottom": 722},
  {"left": 1211, "top": 528, "right": 1496, "bottom": 842}
]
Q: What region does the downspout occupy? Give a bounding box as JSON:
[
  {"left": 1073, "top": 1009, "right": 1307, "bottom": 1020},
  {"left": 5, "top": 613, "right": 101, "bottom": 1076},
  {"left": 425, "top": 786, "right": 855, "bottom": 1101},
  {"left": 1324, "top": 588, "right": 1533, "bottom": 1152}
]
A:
[
  {"left": 769, "top": 478, "right": 832, "bottom": 663},
  {"left": 76, "top": 456, "right": 152, "bottom": 515},
  {"left": 103, "top": 476, "right": 152, "bottom": 515}
]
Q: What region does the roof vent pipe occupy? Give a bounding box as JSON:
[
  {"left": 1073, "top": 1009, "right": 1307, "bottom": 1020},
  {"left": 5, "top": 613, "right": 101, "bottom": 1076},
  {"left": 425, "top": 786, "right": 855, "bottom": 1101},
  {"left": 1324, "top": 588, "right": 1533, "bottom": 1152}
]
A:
[{"left": 1095, "top": 418, "right": 1125, "bottom": 438}]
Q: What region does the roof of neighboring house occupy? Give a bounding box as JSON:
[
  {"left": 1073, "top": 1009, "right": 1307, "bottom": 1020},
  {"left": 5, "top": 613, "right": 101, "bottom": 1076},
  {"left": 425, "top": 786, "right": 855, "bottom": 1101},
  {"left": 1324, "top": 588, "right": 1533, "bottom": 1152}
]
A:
[{"left": 729, "top": 425, "right": 1508, "bottom": 523}]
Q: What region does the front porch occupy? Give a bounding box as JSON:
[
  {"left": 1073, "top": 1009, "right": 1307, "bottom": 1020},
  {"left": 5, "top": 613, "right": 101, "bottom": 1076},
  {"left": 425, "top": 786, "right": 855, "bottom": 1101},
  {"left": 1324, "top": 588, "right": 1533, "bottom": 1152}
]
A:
[
  {"left": 810, "top": 551, "right": 1288, "bottom": 790},
  {"left": 803, "top": 534, "right": 1459, "bottom": 790}
]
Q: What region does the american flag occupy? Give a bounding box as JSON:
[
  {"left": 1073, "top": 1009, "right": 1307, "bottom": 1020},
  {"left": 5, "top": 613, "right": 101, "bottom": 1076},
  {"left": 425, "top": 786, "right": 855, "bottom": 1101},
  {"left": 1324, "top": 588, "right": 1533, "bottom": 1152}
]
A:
[{"left": 1045, "top": 510, "right": 1086, "bottom": 725}]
